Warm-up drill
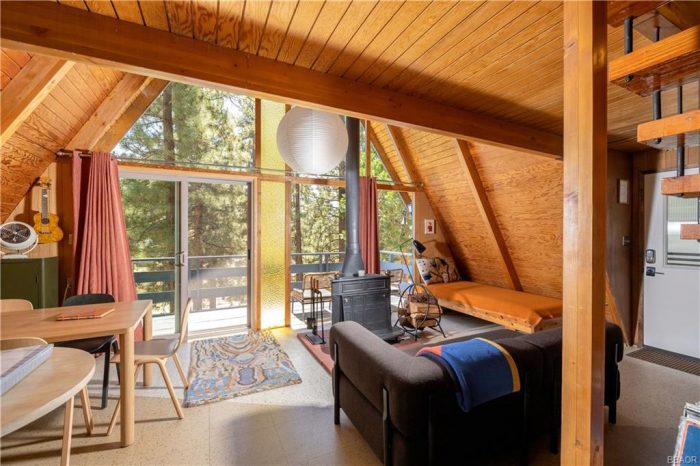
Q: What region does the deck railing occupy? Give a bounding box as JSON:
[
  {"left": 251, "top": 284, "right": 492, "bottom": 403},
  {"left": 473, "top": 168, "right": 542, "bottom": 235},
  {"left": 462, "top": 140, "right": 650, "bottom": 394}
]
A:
[{"left": 132, "top": 250, "right": 412, "bottom": 317}]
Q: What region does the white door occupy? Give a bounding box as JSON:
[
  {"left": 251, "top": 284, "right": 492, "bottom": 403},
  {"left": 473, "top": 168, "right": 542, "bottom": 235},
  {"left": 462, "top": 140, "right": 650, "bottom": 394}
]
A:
[{"left": 643, "top": 169, "right": 700, "bottom": 358}]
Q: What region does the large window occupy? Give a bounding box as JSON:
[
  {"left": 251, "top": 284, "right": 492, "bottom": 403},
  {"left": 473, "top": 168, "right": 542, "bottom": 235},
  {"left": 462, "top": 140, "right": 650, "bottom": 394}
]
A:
[{"left": 116, "top": 83, "right": 255, "bottom": 168}]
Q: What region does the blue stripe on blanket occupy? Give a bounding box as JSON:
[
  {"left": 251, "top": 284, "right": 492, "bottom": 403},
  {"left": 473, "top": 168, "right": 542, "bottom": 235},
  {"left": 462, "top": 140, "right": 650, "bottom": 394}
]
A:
[{"left": 417, "top": 338, "right": 520, "bottom": 412}]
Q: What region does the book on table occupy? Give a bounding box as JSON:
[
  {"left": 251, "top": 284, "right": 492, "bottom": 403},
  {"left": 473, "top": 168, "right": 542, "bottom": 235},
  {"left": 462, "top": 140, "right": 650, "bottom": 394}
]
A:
[
  {"left": 56, "top": 307, "right": 114, "bottom": 321},
  {"left": 0, "top": 344, "right": 54, "bottom": 395}
]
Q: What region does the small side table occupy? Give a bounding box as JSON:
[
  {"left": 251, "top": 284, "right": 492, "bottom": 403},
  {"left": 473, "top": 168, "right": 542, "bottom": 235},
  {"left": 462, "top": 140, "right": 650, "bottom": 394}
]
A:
[{"left": 1, "top": 347, "right": 96, "bottom": 465}]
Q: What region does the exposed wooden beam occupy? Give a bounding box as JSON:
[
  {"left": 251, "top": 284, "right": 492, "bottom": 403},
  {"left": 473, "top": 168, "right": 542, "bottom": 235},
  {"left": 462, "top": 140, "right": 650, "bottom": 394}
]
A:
[
  {"left": 365, "top": 124, "right": 412, "bottom": 206},
  {"left": 680, "top": 223, "right": 700, "bottom": 240},
  {"left": 0, "top": 55, "right": 73, "bottom": 145},
  {"left": 94, "top": 78, "right": 169, "bottom": 152},
  {"left": 661, "top": 173, "right": 700, "bottom": 197},
  {"left": 561, "top": 2, "right": 608, "bottom": 465},
  {"left": 606, "top": 1, "right": 668, "bottom": 27},
  {"left": 609, "top": 24, "right": 700, "bottom": 96},
  {"left": 453, "top": 139, "right": 522, "bottom": 291},
  {"left": 0, "top": 1, "right": 563, "bottom": 159},
  {"left": 637, "top": 109, "right": 700, "bottom": 147},
  {"left": 67, "top": 74, "right": 151, "bottom": 149}
]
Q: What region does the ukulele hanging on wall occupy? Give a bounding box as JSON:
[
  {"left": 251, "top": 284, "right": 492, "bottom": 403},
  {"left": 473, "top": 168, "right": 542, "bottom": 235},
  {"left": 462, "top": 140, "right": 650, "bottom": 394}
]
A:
[{"left": 33, "top": 177, "right": 63, "bottom": 244}]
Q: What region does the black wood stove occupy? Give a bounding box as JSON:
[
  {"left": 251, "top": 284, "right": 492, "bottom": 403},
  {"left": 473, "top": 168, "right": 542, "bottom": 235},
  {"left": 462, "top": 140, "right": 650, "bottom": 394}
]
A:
[{"left": 331, "top": 117, "right": 402, "bottom": 342}]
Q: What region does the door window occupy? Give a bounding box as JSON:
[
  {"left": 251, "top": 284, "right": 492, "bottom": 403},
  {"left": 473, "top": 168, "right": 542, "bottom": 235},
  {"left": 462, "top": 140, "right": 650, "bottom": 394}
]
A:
[{"left": 666, "top": 196, "right": 700, "bottom": 267}]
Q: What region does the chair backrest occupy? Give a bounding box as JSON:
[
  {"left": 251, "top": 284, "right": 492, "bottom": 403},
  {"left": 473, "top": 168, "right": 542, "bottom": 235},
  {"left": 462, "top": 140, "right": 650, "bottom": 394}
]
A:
[
  {"left": 176, "top": 298, "right": 193, "bottom": 352},
  {"left": 0, "top": 337, "right": 48, "bottom": 350},
  {"left": 302, "top": 272, "right": 337, "bottom": 290},
  {"left": 63, "top": 293, "right": 115, "bottom": 306},
  {"left": 383, "top": 269, "right": 404, "bottom": 284},
  {"left": 0, "top": 299, "right": 34, "bottom": 312}
]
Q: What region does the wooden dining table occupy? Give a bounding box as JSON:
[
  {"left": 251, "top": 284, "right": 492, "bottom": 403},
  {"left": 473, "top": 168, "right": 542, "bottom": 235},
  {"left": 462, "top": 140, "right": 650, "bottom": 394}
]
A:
[{"left": 0, "top": 300, "right": 153, "bottom": 447}]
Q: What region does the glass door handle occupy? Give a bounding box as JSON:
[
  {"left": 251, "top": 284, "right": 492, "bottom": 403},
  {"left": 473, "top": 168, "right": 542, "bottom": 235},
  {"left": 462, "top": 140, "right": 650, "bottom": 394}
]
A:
[{"left": 176, "top": 251, "right": 186, "bottom": 267}]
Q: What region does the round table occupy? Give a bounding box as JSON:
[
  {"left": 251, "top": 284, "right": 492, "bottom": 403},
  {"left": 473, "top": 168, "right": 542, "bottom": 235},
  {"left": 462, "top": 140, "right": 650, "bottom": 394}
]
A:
[{"left": 1, "top": 347, "right": 96, "bottom": 465}]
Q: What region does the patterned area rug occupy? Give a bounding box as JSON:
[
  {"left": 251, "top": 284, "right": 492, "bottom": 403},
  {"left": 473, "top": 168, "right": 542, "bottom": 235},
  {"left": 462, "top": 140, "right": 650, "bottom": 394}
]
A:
[{"left": 184, "top": 330, "right": 302, "bottom": 407}]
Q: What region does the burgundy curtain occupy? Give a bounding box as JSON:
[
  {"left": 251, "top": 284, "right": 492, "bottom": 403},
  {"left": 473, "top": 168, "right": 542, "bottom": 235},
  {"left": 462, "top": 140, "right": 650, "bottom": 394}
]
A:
[
  {"left": 72, "top": 151, "right": 137, "bottom": 302},
  {"left": 360, "top": 176, "right": 380, "bottom": 274}
]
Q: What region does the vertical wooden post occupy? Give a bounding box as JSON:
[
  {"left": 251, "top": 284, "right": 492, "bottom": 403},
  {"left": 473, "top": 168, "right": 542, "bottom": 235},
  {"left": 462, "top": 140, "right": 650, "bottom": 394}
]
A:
[
  {"left": 561, "top": 2, "right": 607, "bottom": 465},
  {"left": 252, "top": 98, "right": 262, "bottom": 330}
]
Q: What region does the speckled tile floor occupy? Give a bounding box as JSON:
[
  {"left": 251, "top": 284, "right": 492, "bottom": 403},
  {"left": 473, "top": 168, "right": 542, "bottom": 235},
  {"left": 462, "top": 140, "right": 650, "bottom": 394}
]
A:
[{"left": 1, "top": 324, "right": 698, "bottom": 466}]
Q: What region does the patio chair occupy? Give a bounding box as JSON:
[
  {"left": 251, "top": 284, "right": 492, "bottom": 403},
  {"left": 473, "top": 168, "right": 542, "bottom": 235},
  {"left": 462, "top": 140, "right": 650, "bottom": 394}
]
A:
[
  {"left": 56, "top": 293, "right": 118, "bottom": 409},
  {"left": 107, "top": 298, "right": 192, "bottom": 435},
  {"left": 382, "top": 268, "right": 405, "bottom": 298},
  {"left": 290, "top": 271, "right": 336, "bottom": 320}
]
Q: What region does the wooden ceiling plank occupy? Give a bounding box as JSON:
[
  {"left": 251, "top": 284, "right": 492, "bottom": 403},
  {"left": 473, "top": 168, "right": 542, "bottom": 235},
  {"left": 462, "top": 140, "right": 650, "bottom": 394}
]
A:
[
  {"left": 2, "top": 48, "right": 32, "bottom": 70},
  {"left": 67, "top": 73, "right": 151, "bottom": 149},
  {"left": 365, "top": 124, "right": 411, "bottom": 205},
  {"left": 293, "top": 1, "right": 350, "bottom": 67},
  {"left": 408, "top": 1, "right": 545, "bottom": 96},
  {"left": 657, "top": 1, "right": 700, "bottom": 31},
  {"left": 561, "top": 1, "right": 608, "bottom": 464},
  {"left": 341, "top": 1, "right": 430, "bottom": 82},
  {"left": 368, "top": 1, "right": 483, "bottom": 88},
  {"left": 58, "top": 1, "right": 88, "bottom": 11},
  {"left": 84, "top": 0, "right": 117, "bottom": 18},
  {"left": 215, "top": 0, "right": 245, "bottom": 48},
  {"left": 238, "top": 0, "right": 272, "bottom": 54},
  {"left": 111, "top": 1, "right": 144, "bottom": 25},
  {"left": 94, "top": 78, "right": 169, "bottom": 152},
  {"left": 257, "top": 0, "right": 298, "bottom": 59},
  {"left": 193, "top": 0, "right": 219, "bottom": 43},
  {"left": 326, "top": 1, "right": 403, "bottom": 77},
  {"left": 274, "top": 0, "right": 324, "bottom": 63},
  {"left": 385, "top": 1, "right": 508, "bottom": 92},
  {"left": 165, "top": 0, "right": 194, "bottom": 38},
  {"left": 0, "top": 55, "right": 73, "bottom": 146},
  {"left": 453, "top": 139, "right": 522, "bottom": 291},
  {"left": 0, "top": 1, "right": 563, "bottom": 158},
  {"left": 442, "top": 4, "right": 562, "bottom": 100},
  {"left": 357, "top": 1, "right": 457, "bottom": 84},
  {"left": 138, "top": 0, "right": 170, "bottom": 31},
  {"left": 309, "top": 1, "right": 377, "bottom": 73}
]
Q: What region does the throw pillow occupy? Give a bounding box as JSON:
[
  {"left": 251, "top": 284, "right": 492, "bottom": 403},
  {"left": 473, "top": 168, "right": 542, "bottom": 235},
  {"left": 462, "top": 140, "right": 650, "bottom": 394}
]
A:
[
  {"left": 436, "top": 257, "right": 460, "bottom": 283},
  {"left": 416, "top": 257, "right": 444, "bottom": 285}
]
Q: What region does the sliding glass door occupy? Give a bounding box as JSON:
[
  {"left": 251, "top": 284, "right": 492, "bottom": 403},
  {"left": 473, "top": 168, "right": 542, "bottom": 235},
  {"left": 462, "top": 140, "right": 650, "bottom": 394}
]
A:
[{"left": 120, "top": 171, "right": 251, "bottom": 337}]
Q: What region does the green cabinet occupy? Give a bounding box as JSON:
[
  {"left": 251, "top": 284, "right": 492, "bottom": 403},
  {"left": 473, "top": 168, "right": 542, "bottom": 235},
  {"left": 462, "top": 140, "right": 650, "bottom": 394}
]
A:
[{"left": 1, "top": 257, "right": 59, "bottom": 309}]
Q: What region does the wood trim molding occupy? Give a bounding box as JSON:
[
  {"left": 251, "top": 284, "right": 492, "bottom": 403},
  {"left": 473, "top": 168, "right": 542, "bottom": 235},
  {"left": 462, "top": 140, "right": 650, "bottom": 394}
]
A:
[
  {"left": 0, "top": 1, "right": 563, "bottom": 159},
  {"left": 67, "top": 74, "right": 151, "bottom": 149},
  {"left": 561, "top": 2, "right": 608, "bottom": 464},
  {"left": 0, "top": 55, "right": 73, "bottom": 146},
  {"left": 94, "top": 78, "right": 169, "bottom": 152},
  {"left": 453, "top": 139, "right": 522, "bottom": 291}
]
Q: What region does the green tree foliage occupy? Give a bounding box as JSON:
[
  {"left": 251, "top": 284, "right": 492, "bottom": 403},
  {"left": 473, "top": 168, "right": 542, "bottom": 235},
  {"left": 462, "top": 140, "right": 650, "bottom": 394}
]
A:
[{"left": 118, "top": 83, "right": 411, "bottom": 314}]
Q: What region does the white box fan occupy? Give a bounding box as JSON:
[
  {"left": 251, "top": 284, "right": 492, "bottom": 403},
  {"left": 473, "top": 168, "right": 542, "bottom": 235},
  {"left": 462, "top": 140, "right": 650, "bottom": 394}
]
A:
[{"left": 0, "top": 222, "right": 38, "bottom": 259}]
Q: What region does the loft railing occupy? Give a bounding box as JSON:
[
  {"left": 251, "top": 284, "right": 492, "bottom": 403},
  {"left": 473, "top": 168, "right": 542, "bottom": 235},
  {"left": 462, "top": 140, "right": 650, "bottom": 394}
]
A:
[{"left": 132, "top": 250, "right": 413, "bottom": 317}]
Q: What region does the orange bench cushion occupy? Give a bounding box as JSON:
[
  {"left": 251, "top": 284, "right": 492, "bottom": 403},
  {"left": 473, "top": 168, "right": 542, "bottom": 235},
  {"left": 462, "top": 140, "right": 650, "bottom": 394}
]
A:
[{"left": 426, "top": 281, "right": 562, "bottom": 329}]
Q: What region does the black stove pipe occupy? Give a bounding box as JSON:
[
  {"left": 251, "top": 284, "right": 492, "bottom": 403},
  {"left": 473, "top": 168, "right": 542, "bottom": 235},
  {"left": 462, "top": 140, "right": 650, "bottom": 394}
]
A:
[{"left": 341, "top": 117, "right": 365, "bottom": 277}]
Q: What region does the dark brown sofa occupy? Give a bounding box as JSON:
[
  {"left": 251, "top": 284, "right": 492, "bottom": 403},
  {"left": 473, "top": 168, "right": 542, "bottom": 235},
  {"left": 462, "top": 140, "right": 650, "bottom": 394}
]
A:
[{"left": 329, "top": 321, "right": 623, "bottom": 466}]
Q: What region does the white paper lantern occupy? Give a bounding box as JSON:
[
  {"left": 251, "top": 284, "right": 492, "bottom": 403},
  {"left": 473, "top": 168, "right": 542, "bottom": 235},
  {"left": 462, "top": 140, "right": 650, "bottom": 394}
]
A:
[{"left": 276, "top": 107, "right": 348, "bottom": 175}]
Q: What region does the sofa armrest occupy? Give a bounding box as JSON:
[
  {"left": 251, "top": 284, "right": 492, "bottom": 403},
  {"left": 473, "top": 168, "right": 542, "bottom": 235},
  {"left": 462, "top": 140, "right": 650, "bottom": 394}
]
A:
[{"left": 329, "top": 321, "right": 450, "bottom": 438}]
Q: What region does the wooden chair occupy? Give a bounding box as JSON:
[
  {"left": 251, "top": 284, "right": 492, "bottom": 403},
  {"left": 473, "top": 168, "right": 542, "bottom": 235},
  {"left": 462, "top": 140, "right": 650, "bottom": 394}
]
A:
[
  {"left": 58, "top": 293, "right": 118, "bottom": 409},
  {"left": 0, "top": 299, "right": 33, "bottom": 312},
  {"left": 0, "top": 337, "right": 94, "bottom": 447},
  {"left": 107, "top": 299, "right": 192, "bottom": 435},
  {"left": 290, "top": 272, "right": 336, "bottom": 321}
]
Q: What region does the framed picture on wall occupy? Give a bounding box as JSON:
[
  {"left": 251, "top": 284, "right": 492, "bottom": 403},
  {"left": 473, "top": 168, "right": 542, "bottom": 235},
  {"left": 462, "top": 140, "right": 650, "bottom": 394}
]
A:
[{"left": 424, "top": 219, "right": 435, "bottom": 235}]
